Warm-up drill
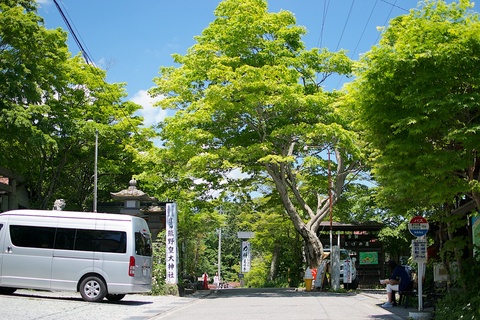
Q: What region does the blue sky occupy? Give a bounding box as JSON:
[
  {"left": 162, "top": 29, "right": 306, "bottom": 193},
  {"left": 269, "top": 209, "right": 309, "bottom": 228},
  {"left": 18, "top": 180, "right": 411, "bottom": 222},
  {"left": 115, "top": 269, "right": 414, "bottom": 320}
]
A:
[{"left": 36, "top": 0, "right": 462, "bottom": 125}]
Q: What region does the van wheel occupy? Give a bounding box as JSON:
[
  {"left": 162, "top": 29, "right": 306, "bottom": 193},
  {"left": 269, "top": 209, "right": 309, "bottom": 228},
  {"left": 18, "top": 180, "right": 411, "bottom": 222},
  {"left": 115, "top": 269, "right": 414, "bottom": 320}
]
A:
[
  {"left": 0, "top": 287, "right": 17, "bottom": 295},
  {"left": 79, "top": 276, "right": 107, "bottom": 302},
  {"left": 106, "top": 294, "right": 125, "bottom": 302}
]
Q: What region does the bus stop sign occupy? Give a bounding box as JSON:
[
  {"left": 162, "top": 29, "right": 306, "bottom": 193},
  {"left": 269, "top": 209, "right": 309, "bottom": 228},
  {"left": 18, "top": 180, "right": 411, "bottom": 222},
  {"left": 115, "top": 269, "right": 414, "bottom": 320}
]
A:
[{"left": 408, "top": 216, "right": 429, "bottom": 237}]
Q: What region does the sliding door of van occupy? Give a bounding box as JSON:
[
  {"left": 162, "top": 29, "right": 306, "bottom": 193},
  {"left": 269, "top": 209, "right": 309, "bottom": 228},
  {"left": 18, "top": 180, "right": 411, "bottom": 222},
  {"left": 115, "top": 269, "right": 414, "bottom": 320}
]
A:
[
  {"left": 51, "top": 227, "right": 95, "bottom": 291},
  {"left": 2, "top": 225, "right": 54, "bottom": 289}
]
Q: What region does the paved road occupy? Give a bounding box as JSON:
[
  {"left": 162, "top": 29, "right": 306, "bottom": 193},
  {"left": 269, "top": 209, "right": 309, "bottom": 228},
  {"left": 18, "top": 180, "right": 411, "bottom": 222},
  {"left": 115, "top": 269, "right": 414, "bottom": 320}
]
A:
[
  {"left": 153, "top": 288, "right": 407, "bottom": 320},
  {"left": 0, "top": 288, "right": 418, "bottom": 320}
]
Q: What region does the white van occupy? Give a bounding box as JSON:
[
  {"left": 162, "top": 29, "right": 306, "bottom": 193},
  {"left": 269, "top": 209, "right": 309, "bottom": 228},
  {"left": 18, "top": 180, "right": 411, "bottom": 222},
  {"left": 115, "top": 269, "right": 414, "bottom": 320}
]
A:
[{"left": 0, "top": 209, "right": 152, "bottom": 302}]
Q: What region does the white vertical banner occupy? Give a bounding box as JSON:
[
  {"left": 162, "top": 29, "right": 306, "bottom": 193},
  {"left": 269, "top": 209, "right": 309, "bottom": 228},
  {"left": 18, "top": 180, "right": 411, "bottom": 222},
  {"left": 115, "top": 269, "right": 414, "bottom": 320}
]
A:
[
  {"left": 165, "top": 202, "right": 178, "bottom": 284},
  {"left": 241, "top": 241, "right": 251, "bottom": 273},
  {"left": 344, "top": 259, "right": 352, "bottom": 283}
]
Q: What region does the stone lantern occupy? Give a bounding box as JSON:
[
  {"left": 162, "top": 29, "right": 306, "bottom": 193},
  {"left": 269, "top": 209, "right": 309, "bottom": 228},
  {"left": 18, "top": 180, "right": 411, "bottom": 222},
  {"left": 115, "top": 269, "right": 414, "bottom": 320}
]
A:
[
  {"left": 110, "top": 179, "right": 165, "bottom": 239},
  {"left": 110, "top": 179, "right": 154, "bottom": 217}
]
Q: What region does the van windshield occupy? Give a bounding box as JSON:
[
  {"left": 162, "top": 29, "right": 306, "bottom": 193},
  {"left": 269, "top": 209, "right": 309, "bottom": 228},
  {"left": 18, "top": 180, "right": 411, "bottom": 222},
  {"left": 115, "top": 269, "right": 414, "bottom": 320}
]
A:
[
  {"left": 324, "top": 249, "right": 351, "bottom": 260},
  {"left": 135, "top": 231, "right": 152, "bottom": 256},
  {"left": 339, "top": 250, "right": 350, "bottom": 260}
]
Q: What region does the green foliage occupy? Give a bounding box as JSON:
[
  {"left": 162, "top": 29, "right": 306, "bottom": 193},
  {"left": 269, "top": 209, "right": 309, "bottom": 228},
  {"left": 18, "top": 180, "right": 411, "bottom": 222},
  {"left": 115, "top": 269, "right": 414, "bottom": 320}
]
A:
[
  {"left": 334, "top": 183, "right": 381, "bottom": 223},
  {"left": 151, "top": 230, "right": 167, "bottom": 295},
  {"left": 378, "top": 220, "right": 413, "bottom": 259},
  {"left": 0, "top": 0, "right": 154, "bottom": 210},
  {"left": 148, "top": 0, "right": 360, "bottom": 269},
  {"left": 435, "top": 257, "right": 480, "bottom": 320},
  {"left": 348, "top": 1, "right": 480, "bottom": 285},
  {"left": 243, "top": 257, "right": 268, "bottom": 288},
  {"left": 244, "top": 195, "right": 304, "bottom": 286},
  {"left": 349, "top": 0, "right": 480, "bottom": 215}
]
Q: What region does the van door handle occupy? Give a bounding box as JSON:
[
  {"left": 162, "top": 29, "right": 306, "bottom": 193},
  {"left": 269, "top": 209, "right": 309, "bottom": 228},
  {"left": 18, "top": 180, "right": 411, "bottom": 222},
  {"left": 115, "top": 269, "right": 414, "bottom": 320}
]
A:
[{"left": 6, "top": 246, "right": 12, "bottom": 253}]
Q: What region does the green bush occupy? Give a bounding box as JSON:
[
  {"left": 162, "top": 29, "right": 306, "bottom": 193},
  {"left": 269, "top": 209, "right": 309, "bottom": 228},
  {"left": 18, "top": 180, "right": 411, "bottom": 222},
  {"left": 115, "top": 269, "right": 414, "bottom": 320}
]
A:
[
  {"left": 434, "top": 257, "right": 480, "bottom": 320},
  {"left": 151, "top": 231, "right": 167, "bottom": 295},
  {"left": 243, "top": 257, "right": 268, "bottom": 287},
  {"left": 435, "top": 291, "right": 480, "bottom": 320}
]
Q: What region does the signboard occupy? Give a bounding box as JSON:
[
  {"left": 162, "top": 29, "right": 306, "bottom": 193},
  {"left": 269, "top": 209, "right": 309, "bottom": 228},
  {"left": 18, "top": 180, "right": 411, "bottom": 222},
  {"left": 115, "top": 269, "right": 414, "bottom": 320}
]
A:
[
  {"left": 241, "top": 241, "right": 251, "bottom": 273},
  {"left": 473, "top": 216, "right": 480, "bottom": 257},
  {"left": 344, "top": 259, "right": 352, "bottom": 283},
  {"left": 412, "top": 238, "right": 428, "bottom": 263},
  {"left": 237, "top": 231, "right": 254, "bottom": 239},
  {"left": 408, "top": 216, "right": 429, "bottom": 237},
  {"left": 314, "top": 260, "right": 328, "bottom": 289},
  {"left": 165, "top": 203, "right": 178, "bottom": 284},
  {"left": 359, "top": 252, "right": 379, "bottom": 265}
]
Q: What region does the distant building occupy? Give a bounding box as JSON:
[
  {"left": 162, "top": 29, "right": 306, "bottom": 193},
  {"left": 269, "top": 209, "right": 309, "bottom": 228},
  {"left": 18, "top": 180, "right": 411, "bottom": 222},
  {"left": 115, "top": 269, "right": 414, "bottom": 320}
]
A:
[{"left": 318, "top": 221, "right": 384, "bottom": 286}]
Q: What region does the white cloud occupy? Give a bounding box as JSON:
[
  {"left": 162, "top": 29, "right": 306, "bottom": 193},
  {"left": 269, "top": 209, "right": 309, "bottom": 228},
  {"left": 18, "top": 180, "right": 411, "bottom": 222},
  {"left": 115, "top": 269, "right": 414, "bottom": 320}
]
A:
[
  {"left": 131, "top": 90, "right": 167, "bottom": 127},
  {"left": 227, "top": 168, "right": 250, "bottom": 180}
]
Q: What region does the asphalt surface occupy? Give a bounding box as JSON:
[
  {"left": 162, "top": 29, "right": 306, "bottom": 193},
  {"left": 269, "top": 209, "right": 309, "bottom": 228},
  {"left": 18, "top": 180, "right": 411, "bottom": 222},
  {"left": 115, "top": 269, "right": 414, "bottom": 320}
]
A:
[
  {"left": 165, "top": 288, "right": 434, "bottom": 320},
  {"left": 0, "top": 288, "right": 433, "bottom": 320}
]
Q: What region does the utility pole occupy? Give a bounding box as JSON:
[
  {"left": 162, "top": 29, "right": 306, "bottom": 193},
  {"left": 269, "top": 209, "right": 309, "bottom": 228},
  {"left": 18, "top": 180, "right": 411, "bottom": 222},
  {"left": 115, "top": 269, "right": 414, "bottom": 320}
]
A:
[
  {"left": 93, "top": 129, "right": 98, "bottom": 212},
  {"left": 328, "top": 149, "right": 333, "bottom": 249},
  {"left": 218, "top": 227, "right": 222, "bottom": 281}
]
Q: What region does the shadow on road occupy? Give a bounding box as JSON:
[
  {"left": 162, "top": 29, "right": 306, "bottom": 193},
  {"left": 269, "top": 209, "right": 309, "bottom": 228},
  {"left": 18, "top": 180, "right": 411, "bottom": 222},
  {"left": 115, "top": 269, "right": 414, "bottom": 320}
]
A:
[
  {"left": 5, "top": 291, "right": 153, "bottom": 305},
  {"left": 206, "top": 287, "right": 358, "bottom": 299}
]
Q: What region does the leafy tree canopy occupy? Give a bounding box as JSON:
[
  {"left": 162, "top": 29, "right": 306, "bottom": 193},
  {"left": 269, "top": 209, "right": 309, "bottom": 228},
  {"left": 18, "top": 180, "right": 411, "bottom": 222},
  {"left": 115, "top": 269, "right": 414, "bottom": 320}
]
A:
[
  {"left": 0, "top": 0, "right": 155, "bottom": 209},
  {"left": 148, "top": 0, "right": 361, "bottom": 267},
  {"left": 348, "top": 0, "right": 480, "bottom": 214}
]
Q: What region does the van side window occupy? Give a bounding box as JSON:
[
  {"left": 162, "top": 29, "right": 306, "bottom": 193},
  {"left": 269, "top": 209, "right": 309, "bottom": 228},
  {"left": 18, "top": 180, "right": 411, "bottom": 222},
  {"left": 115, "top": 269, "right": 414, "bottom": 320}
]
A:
[
  {"left": 75, "top": 230, "right": 127, "bottom": 253},
  {"left": 135, "top": 231, "right": 152, "bottom": 256},
  {"left": 10, "top": 225, "right": 56, "bottom": 249},
  {"left": 55, "top": 228, "right": 76, "bottom": 250},
  {"left": 11, "top": 225, "right": 126, "bottom": 253}
]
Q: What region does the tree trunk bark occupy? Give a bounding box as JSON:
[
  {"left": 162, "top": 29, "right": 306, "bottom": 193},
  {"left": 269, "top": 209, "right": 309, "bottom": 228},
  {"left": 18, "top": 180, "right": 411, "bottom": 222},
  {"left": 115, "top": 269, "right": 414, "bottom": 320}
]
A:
[
  {"left": 301, "top": 226, "right": 324, "bottom": 268},
  {"left": 268, "top": 243, "right": 280, "bottom": 282}
]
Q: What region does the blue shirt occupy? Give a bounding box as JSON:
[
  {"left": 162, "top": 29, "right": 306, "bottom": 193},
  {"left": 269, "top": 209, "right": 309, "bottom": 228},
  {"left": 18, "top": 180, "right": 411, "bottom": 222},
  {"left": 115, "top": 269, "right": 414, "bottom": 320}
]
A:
[{"left": 389, "top": 265, "right": 412, "bottom": 291}]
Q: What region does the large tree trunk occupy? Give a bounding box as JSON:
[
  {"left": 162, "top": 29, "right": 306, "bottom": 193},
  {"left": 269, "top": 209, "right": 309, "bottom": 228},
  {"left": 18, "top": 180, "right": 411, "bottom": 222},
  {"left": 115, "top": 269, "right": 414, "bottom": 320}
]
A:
[
  {"left": 301, "top": 227, "right": 324, "bottom": 268},
  {"left": 265, "top": 163, "right": 322, "bottom": 267},
  {"left": 265, "top": 144, "right": 358, "bottom": 269},
  {"left": 268, "top": 243, "right": 281, "bottom": 282}
]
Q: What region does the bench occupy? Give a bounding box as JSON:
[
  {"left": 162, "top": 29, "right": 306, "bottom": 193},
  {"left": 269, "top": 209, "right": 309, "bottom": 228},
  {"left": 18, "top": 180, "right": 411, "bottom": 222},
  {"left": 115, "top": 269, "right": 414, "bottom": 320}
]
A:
[
  {"left": 397, "top": 285, "right": 416, "bottom": 308},
  {"left": 393, "top": 272, "right": 416, "bottom": 308}
]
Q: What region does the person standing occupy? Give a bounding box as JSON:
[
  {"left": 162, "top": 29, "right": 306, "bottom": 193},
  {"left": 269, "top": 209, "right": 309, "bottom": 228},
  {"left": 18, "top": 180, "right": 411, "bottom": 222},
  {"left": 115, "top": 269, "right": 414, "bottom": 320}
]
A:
[
  {"left": 380, "top": 260, "right": 412, "bottom": 308},
  {"left": 214, "top": 272, "right": 220, "bottom": 288},
  {"left": 202, "top": 272, "right": 209, "bottom": 290}
]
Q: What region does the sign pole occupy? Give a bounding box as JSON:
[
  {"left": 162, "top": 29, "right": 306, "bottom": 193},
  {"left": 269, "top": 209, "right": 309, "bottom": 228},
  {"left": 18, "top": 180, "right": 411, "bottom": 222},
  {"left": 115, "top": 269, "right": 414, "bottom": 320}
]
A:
[
  {"left": 408, "top": 216, "right": 429, "bottom": 312},
  {"left": 418, "top": 259, "right": 424, "bottom": 311}
]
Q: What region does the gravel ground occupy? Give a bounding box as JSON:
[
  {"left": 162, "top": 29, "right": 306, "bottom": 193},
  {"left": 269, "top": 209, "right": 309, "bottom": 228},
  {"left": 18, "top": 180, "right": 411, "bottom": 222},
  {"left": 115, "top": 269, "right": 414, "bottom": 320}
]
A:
[{"left": 0, "top": 289, "right": 204, "bottom": 320}]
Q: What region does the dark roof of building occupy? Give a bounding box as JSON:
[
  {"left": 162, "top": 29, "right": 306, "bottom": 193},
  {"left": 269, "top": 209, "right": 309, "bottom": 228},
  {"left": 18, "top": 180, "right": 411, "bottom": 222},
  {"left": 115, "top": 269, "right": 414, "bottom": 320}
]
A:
[{"left": 318, "top": 221, "right": 384, "bottom": 231}]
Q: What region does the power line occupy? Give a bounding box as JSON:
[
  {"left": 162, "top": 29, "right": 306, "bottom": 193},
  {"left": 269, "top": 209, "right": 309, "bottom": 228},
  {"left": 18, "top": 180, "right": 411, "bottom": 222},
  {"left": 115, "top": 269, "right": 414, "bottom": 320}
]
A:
[
  {"left": 52, "top": 0, "right": 141, "bottom": 137},
  {"left": 374, "top": 0, "right": 399, "bottom": 44},
  {"left": 317, "top": 0, "right": 331, "bottom": 48},
  {"left": 335, "top": 0, "right": 355, "bottom": 51},
  {"left": 334, "top": 0, "right": 402, "bottom": 89},
  {"left": 351, "top": 0, "right": 378, "bottom": 59},
  {"left": 379, "top": 0, "right": 408, "bottom": 12},
  {"left": 53, "top": 0, "right": 95, "bottom": 66}
]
